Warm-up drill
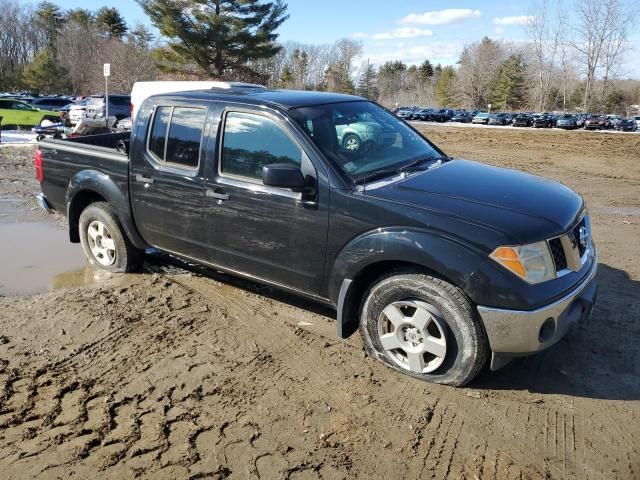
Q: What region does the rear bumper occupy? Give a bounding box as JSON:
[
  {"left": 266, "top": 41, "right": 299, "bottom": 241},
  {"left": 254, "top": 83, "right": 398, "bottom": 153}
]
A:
[
  {"left": 477, "top": 257, "right": 598, "bottom": 369},
  {"left": 35, "top": 193, "right": 54, "bottom": 213}
]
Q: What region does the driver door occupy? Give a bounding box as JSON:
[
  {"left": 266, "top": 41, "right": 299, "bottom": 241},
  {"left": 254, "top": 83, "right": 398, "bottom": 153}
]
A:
[{"left": 203, "top": 106, "right": 329, "bottom": 295}]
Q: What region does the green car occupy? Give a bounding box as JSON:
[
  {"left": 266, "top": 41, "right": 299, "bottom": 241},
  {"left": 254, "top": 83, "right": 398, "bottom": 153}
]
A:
[
  {"left": 0, "top": 98, "right": 59, "bottom": 129},
  {"left": 335, "top": 113, "right": 397, "bottom": 151}
]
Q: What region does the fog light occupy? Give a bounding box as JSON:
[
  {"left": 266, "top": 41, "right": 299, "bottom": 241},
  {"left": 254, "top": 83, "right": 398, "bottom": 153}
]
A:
[{"left": 539, "top": 317, "right": 556, "bottom": 343}]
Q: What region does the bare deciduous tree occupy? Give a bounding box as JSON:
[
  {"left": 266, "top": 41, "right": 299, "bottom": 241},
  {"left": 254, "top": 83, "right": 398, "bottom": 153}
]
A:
[{"left": 567, "top": 0, "right": 635, "bottom": 110}]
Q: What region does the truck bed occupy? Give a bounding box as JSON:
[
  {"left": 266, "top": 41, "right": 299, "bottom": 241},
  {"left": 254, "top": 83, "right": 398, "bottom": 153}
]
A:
[{"left": 37, "top": 133, "right": 131, "bottom": 215}]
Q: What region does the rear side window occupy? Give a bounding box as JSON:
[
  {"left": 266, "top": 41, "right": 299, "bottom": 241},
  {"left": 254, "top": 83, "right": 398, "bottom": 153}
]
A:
[
  {"left": 220, "top": 111, "right": 302, "bottom": 181},
  {"left": 148, "top": 106, "right": 171, "bottom": 160},
  {"left": 147, "top": 106, "right": 206, "bottom": 169},
  {"left": 110, "top": 96, "right": 130, "bottom": 106},
  {"left": 166, "top": 107, "right": 206, "bottom": 168}
]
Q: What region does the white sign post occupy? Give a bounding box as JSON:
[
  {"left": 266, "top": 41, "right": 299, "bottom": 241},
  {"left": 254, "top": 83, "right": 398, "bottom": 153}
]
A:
[
  {"left": 103, "top": 63, "right": 110, "bottom": 129},
  {"left": 487, "top": 102, "right": 492, "bottom": 113}
]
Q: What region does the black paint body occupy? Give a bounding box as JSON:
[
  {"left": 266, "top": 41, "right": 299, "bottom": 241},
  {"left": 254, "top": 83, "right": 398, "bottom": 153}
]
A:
[{"left": 37, "top": 89, "right": 595, "bottom": 332}]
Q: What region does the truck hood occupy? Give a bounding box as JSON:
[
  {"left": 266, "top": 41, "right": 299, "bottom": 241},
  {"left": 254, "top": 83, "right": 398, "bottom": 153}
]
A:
[{"left": 366, "top": 159, "right": 584, "bottom": 244}]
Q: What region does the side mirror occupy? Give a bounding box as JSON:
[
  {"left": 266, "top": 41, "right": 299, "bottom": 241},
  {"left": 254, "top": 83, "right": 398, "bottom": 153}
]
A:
[{"left": 262, "top": 163, "right": 305, "bottom": 191}]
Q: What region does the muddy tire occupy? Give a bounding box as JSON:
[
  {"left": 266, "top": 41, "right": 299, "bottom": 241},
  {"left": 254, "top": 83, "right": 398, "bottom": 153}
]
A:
[
  {"left": 79, "top": 202, "right": 143, "bottom": 273},
  {"left": 359, "top": 272, "right": 488, "bottom": 387}
]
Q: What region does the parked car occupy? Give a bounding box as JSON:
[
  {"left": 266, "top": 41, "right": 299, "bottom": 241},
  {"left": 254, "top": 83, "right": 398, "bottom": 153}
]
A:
[
  {"left": 584, "top": 114, "right": 610, "bottom": 130},
  {"left": 450, "top": 111, "right": 472, "bottom": 123},
  {"left": 335, "top": 112, "right": 397, "bottom": 151},
  {"left": 633, "top": 116, "right": 640, "bottom": 129},
  {"left": 487, "top": 113, "right": 511, "bottom": 126},
  {"left": 433, "top": 109, "right": 455, "bottom": 122},
  {"left": 115, "top": 116, "right": 133, "bottom": 131},
  {"left": 0, "top": 98, "right": 59, "bottom": 128},
  {"left": 28, "top": 97, "right": 73, "bottom": 112},
  {"left": 512, "top": 113, "right": 532, "bottom": 127},
  {"left": 85, "top": 94, "right": 131, "bottom": 120},
  {"left": 606, "top": 115, "right": 623, "bottom": 128},
  {"left": 532, "top": 114, "right": 554, "bottom": 128},
  {"left": 68, "top": 98, "right": 91, "bottom": 125},
  {"left": 615, "top": 119, "right": 636, "bottom": 132},
  {"left": 34, "top": 84, "right": 598, "bottom": 387},
  {"left": 556, "top": 114, "right": 579, "bottom": 130},
  {"left": 396, "top": 109, "right": 413, "bottom": 120},
  {"left": 471, "top": 112, "right": 490, "bottom": 124}
]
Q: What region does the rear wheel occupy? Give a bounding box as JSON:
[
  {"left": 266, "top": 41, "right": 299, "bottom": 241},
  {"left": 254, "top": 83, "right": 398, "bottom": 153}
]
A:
[
  {"left": 79, "top": 202, "right": 143, "bottom": 272},
  {"left": 360, "top": 272, "right": 488, "bottom": 386}
]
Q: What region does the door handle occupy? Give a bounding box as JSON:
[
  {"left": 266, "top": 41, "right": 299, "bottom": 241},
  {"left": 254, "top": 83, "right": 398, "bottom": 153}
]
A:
[
  {"left": 135, "top": 174, "right": 154, "bottom": 184},
  {"left": 206, "top": 189, "right": 229, "bottom": 201}
]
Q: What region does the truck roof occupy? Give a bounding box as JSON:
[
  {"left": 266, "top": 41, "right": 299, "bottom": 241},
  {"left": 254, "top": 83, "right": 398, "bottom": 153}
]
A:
[{"left": 149, "top": 88, "right": 364, "bottom": 110}]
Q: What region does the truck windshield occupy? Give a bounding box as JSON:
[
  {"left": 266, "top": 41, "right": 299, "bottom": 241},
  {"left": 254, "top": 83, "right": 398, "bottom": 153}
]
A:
[{"left": 290, "top": 101, "right": 444, "bottom": 182}]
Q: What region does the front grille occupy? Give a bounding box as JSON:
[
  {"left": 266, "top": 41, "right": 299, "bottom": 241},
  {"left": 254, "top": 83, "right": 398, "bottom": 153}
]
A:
[
  {"left": 548, "top": 238, "right": 567, "bottom": 270},
  {"left": 572, "top": 217, "right": 588, "bottom": 257},
  {"left": 547, "top": 215, "right": 591, "bottom": 276}
]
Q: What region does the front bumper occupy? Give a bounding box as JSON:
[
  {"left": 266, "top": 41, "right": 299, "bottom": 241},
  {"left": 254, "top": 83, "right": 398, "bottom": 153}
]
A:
[{"left": 477, "top": 257, "right": 598, "bottom": 370}]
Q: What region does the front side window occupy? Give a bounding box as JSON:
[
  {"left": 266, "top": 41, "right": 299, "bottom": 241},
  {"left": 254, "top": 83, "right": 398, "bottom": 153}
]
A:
[
  {"left": 290, "top": 101, "right": 443, "bottom": 182},
  {"left": 14, "top": 102, "right": 32, "bottom": 111},
  {"left": 220, "top": 111, "right": 302, "bottom": 181}
]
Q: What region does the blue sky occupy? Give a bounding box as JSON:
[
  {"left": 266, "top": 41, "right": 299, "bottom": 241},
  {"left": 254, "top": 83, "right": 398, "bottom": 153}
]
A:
[{"left": 50, "top": 0, "right": 640, "bottom": 77}]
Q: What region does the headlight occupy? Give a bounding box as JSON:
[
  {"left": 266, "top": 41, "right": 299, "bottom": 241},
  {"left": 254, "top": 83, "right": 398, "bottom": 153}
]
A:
[{"left": 489, "top": 241, "right": 555, "bottom": 284}]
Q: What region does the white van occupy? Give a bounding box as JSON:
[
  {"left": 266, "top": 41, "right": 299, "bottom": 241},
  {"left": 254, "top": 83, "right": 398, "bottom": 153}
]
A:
[{"left": 130, "top": 81, "right": 266, "bottom": 121}]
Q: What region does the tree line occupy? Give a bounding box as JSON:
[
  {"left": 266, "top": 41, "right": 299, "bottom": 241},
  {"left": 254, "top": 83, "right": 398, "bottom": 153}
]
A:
[{"left": 1, "top": 0, "right": 638, "bottom": 114}]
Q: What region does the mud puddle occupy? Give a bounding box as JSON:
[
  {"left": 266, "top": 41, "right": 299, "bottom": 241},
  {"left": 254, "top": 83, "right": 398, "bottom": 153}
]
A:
[{"left": 0, "top": 221, "right": 111, "bottom": 296}]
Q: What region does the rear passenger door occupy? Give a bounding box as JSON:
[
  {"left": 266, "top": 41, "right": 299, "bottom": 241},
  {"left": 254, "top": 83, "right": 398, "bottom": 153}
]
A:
[
  {"left": 130, "top": 103, "right": 210, "bottom": 258},
  {"left": 203, "top": 106, "right": 330, "bottom": 295}
]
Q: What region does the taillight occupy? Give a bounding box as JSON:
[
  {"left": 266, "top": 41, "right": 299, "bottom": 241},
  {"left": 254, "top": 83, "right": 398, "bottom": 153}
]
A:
[{"left": 34, "top": 149, "right": 43, "bottom": 183}]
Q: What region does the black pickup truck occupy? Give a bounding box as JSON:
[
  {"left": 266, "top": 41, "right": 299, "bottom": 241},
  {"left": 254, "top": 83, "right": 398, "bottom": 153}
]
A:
[{"left": 35, "top": 84, "right": 598, "bottom": 386}]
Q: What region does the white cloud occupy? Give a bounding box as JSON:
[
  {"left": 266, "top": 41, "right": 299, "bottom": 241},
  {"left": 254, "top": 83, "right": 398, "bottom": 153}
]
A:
[
  {"left": 371, "top": 27, "right": 434, "bottom": 40},
  {"left": 399, "top": 9, "right": 481, "bottom": 26},
  {"left": 363, "top": 42, "right": 464, "bottom": 67},
  {"left": 493, "top": 15, "right": 534, "bottom": 26}
]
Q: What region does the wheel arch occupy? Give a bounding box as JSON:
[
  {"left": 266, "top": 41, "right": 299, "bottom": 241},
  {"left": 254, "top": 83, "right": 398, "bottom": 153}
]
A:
[
  {"left": 329, "top": 227, "right": 486, "bottom": 338},
  {"left": 66, "top": 170, "right": 147, "bottom": 249}
]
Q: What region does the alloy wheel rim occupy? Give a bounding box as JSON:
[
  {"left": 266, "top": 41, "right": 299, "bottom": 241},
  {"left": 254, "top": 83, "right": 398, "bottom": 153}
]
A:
[
  {"left": 377, "top": 299, "right": 447, "bottom": 374},
  {"left": 344, "top": 136, "right": 360, "bottom": 151},
  {"left": 87, "top": 220, "right": 116, "bottom": 266}
]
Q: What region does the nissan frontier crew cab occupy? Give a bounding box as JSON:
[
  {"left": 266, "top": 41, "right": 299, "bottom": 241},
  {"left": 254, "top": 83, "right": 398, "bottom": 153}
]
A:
[{"left": 34, "top": 83, "right": 599, "bottom": 387}]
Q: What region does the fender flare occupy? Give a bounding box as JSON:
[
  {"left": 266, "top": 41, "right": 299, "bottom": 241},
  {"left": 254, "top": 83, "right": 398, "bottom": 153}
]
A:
[
  {"left": 329, "top": 227, "right": 486, "bottom": 338},
  {"left": 66, "top": 169, "right": 148, "bottom": 249}
]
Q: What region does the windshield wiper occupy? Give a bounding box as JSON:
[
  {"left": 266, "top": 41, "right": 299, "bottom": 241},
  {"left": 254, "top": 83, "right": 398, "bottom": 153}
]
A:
[
  {"left": 398, "top": 155, "right": 447, "bottom": 172},
  {"left": 354, "top": 155, "right": 447, "bottom": 185}
]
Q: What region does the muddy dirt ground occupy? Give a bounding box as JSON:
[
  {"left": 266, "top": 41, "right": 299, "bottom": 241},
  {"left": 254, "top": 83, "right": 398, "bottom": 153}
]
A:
[{"left": 0, "top": 127, "right": 639, "bottom": 479}]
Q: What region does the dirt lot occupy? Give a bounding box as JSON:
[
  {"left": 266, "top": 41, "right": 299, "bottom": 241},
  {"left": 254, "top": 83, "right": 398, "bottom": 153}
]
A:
[{"left": 0, "top": 127, "right": 639, "bottom": 479}]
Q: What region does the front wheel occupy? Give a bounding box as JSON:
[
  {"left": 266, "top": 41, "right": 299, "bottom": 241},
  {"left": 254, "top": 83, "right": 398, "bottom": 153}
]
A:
[
  {"left": 342, "top": 133, "right": 362, "bottom": 151},
  {"left": 359, "top": 273, "right": 488, "bottom": 386},
  {"left": 79, "top": 202, "right": 144, "bottom": 273}
]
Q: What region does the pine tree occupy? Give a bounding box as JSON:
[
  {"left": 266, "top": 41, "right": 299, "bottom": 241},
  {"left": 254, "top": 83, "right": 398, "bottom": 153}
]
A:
[
  {"left": 418, "top": 60, "right": 434, "bottom": 82},
  {"left": 22, "top": 48, "right": 70, "bottom": 93},
  {"left": 34, "top": 2, "right": 64, "bottom": 48},
  {"left": 138, "top": 0, "right": 289, "bottom": 79},
  {"left": 96, "top": 7, "right": 128, "bottom": 38},
  {"left": 491, "top": 55, "right": 527, "bottom": 110},
  {"left": 434, "top": 66, "right": 456, "bottom": 107},
  {"left": 279, "top": 65, "right": 294, "bottom": 88},
  {"left": 66, "top": 8, "right": 94, "bottom": 27},
  {"left": 356, "top": 63, "right": 378, "bottom": 100}
]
